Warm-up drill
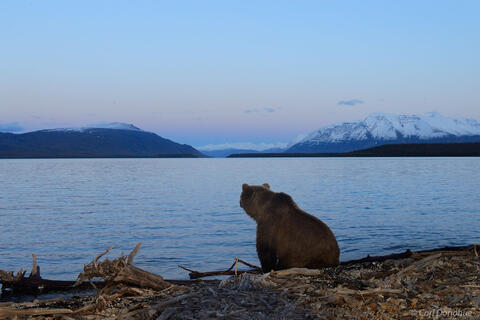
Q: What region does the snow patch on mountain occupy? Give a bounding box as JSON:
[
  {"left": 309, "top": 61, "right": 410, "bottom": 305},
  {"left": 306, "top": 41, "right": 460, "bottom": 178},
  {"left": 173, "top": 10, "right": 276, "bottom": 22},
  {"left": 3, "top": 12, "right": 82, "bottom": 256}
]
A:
[
  {"left": 46, "top": 122, "right": 143, "bottom": 132},
  {"left": 87, "top": 122, "right": 143, "bottom": 131}
]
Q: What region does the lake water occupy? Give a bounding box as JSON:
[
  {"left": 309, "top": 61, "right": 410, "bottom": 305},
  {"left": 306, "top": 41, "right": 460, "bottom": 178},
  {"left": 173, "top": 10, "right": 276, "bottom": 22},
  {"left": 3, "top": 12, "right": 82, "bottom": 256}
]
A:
[{"left": 0, "top": 158, "right": 479, "bottom": 281}]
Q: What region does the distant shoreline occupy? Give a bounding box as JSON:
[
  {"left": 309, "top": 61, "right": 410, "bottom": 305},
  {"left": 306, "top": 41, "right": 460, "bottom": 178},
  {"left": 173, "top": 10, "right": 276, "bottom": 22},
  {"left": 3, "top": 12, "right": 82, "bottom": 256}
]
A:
[
  {"left": 2, "top": 143, "right": 480, "bottom": 159},
  {"left": 228, "top": 143, "right": 480, "bottom": 158},
  {"left": 0, "top": 154, "right": 201, "bottom": 159}
]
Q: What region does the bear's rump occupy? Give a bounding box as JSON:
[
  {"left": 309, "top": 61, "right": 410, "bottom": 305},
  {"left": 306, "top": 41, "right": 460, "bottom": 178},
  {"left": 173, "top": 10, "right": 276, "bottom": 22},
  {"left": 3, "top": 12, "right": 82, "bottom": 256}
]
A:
[
  {"left": 273, "top": 217, "right": 338, "bottom": 268},
  {"left": 277, "top": 240, "right": 337, "bottom": 268}
]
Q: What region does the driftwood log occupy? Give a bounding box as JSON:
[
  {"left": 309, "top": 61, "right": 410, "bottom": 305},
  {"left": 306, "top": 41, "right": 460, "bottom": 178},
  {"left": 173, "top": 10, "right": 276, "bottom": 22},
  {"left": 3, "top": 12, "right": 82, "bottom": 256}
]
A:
[
  {"left": 0, "top": 307, "right": 74, "bottom": 318},
  {"left": 0, "top": 254, "right": 102, "bottom": 296},
  {"left": 340, "top": 244, "right": 476, "bottom": 265}
]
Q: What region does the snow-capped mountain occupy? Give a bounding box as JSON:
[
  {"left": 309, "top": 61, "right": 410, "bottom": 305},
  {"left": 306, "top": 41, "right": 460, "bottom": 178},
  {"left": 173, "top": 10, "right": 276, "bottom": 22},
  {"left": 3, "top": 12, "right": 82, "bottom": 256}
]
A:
[{"left": 286, "top": 112, "right": 480, "bottom": 153}]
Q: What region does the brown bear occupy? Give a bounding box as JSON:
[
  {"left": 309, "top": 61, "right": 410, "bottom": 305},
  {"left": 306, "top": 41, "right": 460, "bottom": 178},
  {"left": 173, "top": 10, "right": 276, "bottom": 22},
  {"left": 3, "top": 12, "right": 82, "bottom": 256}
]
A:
[{"left": 240, "top": 183, "right": 340, "bottom": 272}]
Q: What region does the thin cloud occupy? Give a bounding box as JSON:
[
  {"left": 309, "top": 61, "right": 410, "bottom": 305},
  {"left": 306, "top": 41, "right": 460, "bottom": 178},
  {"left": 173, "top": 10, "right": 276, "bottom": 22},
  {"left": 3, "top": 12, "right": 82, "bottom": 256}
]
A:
[
  {"left": 244, "top": 107, "right": 280, "bottom": 114},
  {"left": 0, "top": 122, "right": 24, "bottom": 132},
  {"left": 338, "top": 99, "right": 364, "bottom": 106}
]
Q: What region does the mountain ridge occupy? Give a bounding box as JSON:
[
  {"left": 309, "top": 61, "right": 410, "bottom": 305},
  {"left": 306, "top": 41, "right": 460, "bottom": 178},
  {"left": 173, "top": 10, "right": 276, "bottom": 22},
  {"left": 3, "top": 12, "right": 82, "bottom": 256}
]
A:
[{"left": 0, "top": 124, "right": 205, "bottom": 158}]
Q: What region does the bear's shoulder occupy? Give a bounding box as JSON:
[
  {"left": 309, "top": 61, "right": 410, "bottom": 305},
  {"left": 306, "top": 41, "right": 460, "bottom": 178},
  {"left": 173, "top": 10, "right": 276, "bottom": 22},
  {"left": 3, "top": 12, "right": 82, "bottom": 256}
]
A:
[{"left": 273, "top": 192, "right": 293, "bottom": 205}]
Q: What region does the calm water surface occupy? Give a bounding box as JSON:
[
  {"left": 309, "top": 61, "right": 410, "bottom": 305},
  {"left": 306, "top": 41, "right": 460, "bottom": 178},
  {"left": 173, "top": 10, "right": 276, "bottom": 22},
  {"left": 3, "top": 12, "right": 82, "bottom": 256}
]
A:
[{"left": 0, "top": 158, "right": 479, "bottom": 280}]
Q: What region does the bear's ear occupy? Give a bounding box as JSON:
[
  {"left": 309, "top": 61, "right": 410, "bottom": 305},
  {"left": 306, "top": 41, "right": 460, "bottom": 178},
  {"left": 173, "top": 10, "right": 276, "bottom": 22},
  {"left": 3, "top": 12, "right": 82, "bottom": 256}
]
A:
[
  {"left": 262, "top": 183, "right": 270, "bottom": 190},
  {"left": 242, "top": 184, "right": 248, "bottom": 191}
]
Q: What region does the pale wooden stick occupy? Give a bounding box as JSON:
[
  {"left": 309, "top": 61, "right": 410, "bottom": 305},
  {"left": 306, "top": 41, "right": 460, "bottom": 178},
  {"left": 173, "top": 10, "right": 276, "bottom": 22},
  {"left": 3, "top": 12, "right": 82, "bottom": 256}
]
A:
[
  {"left": 127, "top": 242, "right": 142, "bottom": 265},
  {"left": 234, "top": 258, "right": 238, "bottom": 276},
  {"left": 270, "top": 268, "right": 324, "bottom": 277},
  {"left": 31, "top": 254, "right": 38, "bottom": 277},
  {"left": 0, "top": 307, "right": 73, "bottom": 317}
]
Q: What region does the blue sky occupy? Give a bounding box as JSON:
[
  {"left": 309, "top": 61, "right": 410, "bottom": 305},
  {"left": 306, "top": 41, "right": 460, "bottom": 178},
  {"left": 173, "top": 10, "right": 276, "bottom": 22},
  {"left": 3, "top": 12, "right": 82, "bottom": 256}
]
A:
[{"left": 1, "top": 0, "right": 479, "bottom": 148}]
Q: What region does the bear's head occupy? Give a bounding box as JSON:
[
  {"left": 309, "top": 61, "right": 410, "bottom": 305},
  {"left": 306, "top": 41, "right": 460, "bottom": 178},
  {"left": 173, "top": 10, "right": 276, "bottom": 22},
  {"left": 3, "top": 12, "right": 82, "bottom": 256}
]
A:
[{"left": 240, "top": 183, "right": 272, "bottom": 221}]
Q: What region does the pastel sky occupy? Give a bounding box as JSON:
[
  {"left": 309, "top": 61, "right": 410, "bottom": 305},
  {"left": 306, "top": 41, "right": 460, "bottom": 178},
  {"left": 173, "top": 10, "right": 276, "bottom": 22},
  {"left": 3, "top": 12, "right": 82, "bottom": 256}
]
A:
[{"left": 1, "top": 0, "right": 479, "bottom": 147}]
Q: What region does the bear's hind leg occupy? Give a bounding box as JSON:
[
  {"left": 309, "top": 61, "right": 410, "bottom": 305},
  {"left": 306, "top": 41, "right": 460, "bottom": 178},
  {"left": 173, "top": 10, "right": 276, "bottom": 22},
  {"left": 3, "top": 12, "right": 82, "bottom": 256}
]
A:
[{"left": 256, "top": 242, "right": 277, "bottom": 273}]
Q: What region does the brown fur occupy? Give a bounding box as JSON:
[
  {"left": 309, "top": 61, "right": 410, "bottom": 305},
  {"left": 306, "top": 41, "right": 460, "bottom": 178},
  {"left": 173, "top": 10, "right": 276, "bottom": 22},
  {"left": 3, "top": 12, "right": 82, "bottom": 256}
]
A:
[{"left": 240, "top": 183, "right": 340, "bottom": 272}]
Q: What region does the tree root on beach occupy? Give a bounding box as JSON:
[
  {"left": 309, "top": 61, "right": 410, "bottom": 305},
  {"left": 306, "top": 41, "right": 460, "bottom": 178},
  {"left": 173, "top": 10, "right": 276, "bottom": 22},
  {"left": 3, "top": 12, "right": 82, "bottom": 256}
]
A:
[
  {"left": 75, "top": 242, "right": 171, "bottom": 293},
  {"left": 0, "top": 243, "right": 190, "bottom": 319},
  {"left": 69, "top": 243, "right": 196, "bottom": 319}
]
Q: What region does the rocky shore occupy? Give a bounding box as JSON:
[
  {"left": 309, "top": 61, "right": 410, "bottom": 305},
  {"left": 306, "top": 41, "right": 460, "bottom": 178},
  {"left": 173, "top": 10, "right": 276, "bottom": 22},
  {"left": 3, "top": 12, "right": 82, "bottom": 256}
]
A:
[{"left": 1, "top": 245, "right": 479, "bottom": 319}]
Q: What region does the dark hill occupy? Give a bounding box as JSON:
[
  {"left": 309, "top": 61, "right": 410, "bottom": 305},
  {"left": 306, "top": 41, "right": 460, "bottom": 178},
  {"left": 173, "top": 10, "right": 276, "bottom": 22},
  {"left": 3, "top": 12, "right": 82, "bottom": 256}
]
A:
[
  {"left": 0, "top": 129, "right": 205, "bottom": 158},
  {"left": 345, "top": 142, "right": 480, "bottom": 157},
  {"left": 228, "top": 143, "right": 480, "bottom": 158}
]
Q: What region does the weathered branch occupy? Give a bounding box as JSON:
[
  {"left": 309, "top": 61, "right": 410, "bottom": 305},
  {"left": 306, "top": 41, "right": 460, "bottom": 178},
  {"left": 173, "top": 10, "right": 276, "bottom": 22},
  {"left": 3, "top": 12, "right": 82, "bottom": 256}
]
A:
[
  {"left": 93, "top": 246, "right": 114, "bottom": 267},
  {"left": 236, "top": 258, "right": 262, "bottom": 271},
  {"left": 179, "top": 258, "right": 261, "bottom": 279}
]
